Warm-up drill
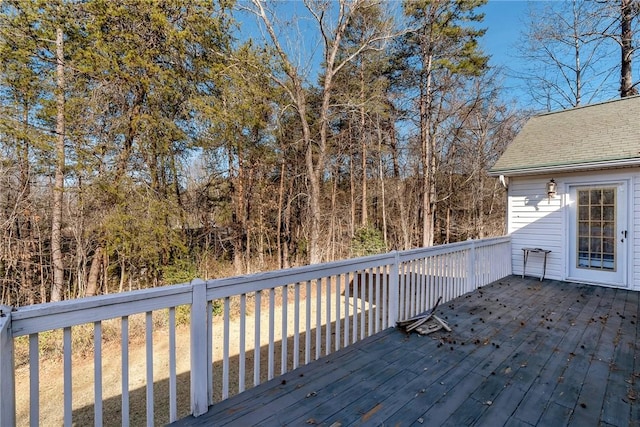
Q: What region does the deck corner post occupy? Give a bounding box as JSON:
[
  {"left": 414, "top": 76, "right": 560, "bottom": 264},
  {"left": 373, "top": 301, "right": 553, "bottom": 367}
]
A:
[
  {"left": 190, "top": 279, "right": 209, "bottom": 417},
  {"left": 0, "top": 305, "right": 16, "bottom": 426},
  {"left": 389, "top": 252, "right": 400, "bottom": 326},
  {"left": 467, "top": 239, "right": 477, "bottom": 292}
]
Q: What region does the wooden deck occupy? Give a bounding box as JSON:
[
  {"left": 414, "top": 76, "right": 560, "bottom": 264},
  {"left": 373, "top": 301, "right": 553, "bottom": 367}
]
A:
[{"left": 172, "top": 276, "right": 640, "bottom": 426}]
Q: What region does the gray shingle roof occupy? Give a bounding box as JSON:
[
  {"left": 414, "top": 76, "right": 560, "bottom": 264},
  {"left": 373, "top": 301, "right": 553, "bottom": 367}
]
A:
[{"left": 490, "top": 95, "right": 640, "bottom": 176}]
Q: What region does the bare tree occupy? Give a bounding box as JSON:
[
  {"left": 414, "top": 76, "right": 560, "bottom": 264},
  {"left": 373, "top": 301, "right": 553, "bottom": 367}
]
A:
[
  {"left": 243, "top": 0, "right": 395, "bottom": 263},
  {"left": 518, "top": 0, "right": 639, "bottom": 107},
  {"left": 517, "top": 0, "right": 616, "bottom": 110}
]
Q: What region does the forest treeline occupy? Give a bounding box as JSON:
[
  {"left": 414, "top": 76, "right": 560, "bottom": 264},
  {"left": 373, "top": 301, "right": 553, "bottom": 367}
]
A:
[{"left": 0, "top": 0, "right": 571, "bottom": 306}]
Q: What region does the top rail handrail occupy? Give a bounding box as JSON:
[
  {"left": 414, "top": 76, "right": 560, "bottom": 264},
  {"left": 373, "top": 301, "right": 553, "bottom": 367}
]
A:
[
  {"left": 204, "top": 251, "right": 398, "bottom": 300},
  {"left": 396, "top": 236, "right": 509, "bottom": 263},
  {"left": 11, "top": 284, "right": 194, "bottom": 337}
]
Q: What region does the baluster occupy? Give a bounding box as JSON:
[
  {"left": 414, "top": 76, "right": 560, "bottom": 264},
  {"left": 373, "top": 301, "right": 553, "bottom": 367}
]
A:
[
  {"left": 29, "top": 333, "right": 39, "bottom": 426},
  {"left": 352, "top": 272, "right": 358, "bottom": 344},
  {"left": 294, "top": 283, "right": 300, "bottom": 369},
  {"left": 254, "top": 291, "right": 261, "bottom": 387},
  {"left": 325, "top": 277, "right": 331, "bottom": 356},
  {"left": 305, "top": 280, "right": 311, "bottom": 364},
  {"left": 335, "top": 275, "right": 341, "bottom": 352},
  {"left": 63, "top": 327, "right": 71, "bottom": 427},
  {"left": 169, "top": 307, "right": 177, "bottom": 422},
  {"left": 121, "top": 316, "right": 129, "bottom": 427},
  {"left": 239, "top": 294, "right": 246, "bottom": 393},
  {"left": 207, "top": 301, "right": 213, "bottom": 406},
  {"left": 367, "top": 269, "right": 373, "bottom": 337},
  {"left": 268, "top": 288, "right": 275, "bottom": 380},
  {"left": 381, "top": 266, "right": 388, "bottom": 330},
  {"left": 360, "top": 271, "right": 366, "bottom": 340},
  {"left": 315, "top": 279, "right": 321, "bottom": 360},
  {"left": 282, "top": 286, "right": 288, "bottom": 374},
  {"left": 145, "top": 312, "right": 153, "bottom": 426},
  {"left": 223, "top": 297, "right": 230, "bottom": 399},
  {"left": 343, "top": 273, "right": 350, "bottom": 348},
  {"left": 94, "top": 321, "right": 103, "bottom": 427}
]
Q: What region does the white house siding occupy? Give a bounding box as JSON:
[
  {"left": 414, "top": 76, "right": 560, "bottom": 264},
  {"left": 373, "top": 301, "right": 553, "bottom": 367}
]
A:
[
  {"left": 634, "top": 172, "right": 640, "bottom": 290},
  {"left": 507, "top": 169, "right": 640, "bottom": 291},
  {"left": 508, "top": 176, "right": 564, "bottom": 280}
]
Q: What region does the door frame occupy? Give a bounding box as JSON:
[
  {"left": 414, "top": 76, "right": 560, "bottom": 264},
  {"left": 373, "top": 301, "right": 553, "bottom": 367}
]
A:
[{"left": 564, "top": 177, "right": 630, "bottom": 288}]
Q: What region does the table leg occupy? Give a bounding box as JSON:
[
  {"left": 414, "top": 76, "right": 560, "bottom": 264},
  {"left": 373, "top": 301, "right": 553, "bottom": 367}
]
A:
[{"left": 541, "top": 252, "right": 548, "bottom": 281}]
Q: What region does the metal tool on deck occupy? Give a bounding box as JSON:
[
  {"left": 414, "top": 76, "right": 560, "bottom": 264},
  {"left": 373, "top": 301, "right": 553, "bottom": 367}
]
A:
[{"left": 396, "top": 296, "right": 451, "bottom": 335}]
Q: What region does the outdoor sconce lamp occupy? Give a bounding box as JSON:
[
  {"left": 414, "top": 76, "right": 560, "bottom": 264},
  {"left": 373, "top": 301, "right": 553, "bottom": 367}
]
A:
[{"left": 546, "top": 179, "right": 557, "bottom": 199}]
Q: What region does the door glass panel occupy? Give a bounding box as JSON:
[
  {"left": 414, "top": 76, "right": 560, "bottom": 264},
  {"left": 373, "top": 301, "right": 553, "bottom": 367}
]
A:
[
  {"left": 576, "top": 188, "right": 616, "bottom": 271},
  {"left": 603, "top": 206, "right": 614, "bottom": 220},
  {"left": 578, "top": 206, "right": 588, "bottom": 220},
  {"left": 603, "top": 189, "right": 615, "bottom": 204},
  {"left": 579, "top": 191, "right": 589, "bottom": 204},
  {"left": 603, "top": 223, "right": 614, "bottom": 238}
]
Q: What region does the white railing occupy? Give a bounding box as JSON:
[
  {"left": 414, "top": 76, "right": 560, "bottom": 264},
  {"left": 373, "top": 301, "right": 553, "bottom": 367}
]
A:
[{"left": 0, "top": 236, "right": 511, "bottom": 426}]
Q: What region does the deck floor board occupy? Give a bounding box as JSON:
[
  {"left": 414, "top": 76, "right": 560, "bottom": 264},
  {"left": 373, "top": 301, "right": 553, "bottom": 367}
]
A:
[{"left": 171, "top": 277, "right": 640, "bottom": 427}]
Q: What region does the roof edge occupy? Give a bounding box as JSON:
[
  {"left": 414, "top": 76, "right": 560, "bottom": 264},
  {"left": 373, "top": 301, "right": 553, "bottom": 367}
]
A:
[
  {"left": 488, "top": 158, "right": 640, "bottom": 177},
  {"left": 532, "top": 94, "right": 640, "bottom": 118}
]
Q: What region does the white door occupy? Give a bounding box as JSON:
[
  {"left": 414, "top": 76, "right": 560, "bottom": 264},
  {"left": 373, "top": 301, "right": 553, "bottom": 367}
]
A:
[{"left": 568, "top": 183, "right": 628, "bottom": 287}]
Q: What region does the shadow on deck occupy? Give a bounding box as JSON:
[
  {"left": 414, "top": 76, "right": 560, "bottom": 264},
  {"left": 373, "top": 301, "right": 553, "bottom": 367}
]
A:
[{"left": 172, "top": 276, "right": 640, "bottom": 426}]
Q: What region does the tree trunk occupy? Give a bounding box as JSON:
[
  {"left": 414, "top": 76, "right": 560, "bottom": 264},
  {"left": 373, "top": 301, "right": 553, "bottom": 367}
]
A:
[
  {"left": 257, "top": 173, "right": 265, "bottom": 270},
  {"left": 620, "top": 0, "right": 637, "bottom": 97},
  {"left": 276, "top": 160, "right": 285, "bottom": 269},
  {"left": 19, "top": 100, "right": 37, "bottom": 304},
  {"left": 446, "top": 169, "right": 453, "bottom": 243},
  {"left": 377, "top": 117, "right": 388, "bottom": 249},
  {"left": 50, "top": 27, "right": 65, "bottom": 302},
  {"left": 420, "top": 52, "right": 435, "bottom": 248},
  {"left": 330, "top": 169, "right": 338, "bottom": 260},
  {"left": 349, "top": 146, "right": 356, "bottom": 238},
  {"left": 477, "top": 174, "right": 485, "bottom": 238},
  {"left": 230, "top": 144, "right": 247, "bottom": 275},
  {"left": 282, "top": 176, "right": 292, "bottom": 269},
  {"left": 86, "top": 246, "right": 103, "bottom": 297},
  {"left": 389, "top": 129, "right": 410, "bottom": 250},
  {"left": 360, "top": 70, "right": 368, "bottom": 227}
]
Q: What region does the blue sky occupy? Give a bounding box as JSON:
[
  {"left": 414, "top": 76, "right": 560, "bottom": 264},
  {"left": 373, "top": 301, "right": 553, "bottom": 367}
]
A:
[
  {"left": 481, "top": 1, "right": 530, "bottom": 73},
  {"left": 480, "top": 1, "right": 532, "bottom": 104}
]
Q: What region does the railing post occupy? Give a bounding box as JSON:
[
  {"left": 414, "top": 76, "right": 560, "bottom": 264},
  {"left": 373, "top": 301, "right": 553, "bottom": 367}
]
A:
[
  {"left": 0, "top": 306, "right": 16, "bottom": 426},
  {"left": 190, "top": 279, "right": 209, "bottom": 417},
  {"left": 467, "top": 239, "right": 476, "bottom": 292},
  {"left": 506, "top": 237, "right": 513, "bottom": 276},
  {"left": 389, "top": 252, "right": 400, "bottom": 326}
]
